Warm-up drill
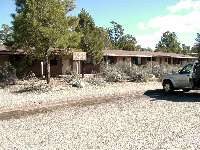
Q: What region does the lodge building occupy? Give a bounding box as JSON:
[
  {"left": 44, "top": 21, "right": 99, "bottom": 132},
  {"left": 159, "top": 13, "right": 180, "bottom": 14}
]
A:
[{"left": 0, "top": 45, "right": 197, "bottom": 77}]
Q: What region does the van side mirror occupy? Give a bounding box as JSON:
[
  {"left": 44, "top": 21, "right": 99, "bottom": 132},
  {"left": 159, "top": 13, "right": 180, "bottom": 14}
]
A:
[{"left": 178, "top": 70, "right": 181, "bottom": 74}]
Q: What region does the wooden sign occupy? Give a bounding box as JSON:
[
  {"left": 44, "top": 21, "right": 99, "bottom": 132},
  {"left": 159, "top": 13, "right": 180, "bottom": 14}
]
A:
[{"left": 73, "top": 52, "right": 86, "bottom": 61}]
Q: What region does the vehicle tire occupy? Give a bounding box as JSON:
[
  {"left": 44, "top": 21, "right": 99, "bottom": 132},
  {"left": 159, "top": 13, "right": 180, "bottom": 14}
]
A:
[
  {"left": 163, "top": 81, "right": 173, "bottom": 93},
  {"left": 182, "top": 89, "right": 190, "bottom": 92}
]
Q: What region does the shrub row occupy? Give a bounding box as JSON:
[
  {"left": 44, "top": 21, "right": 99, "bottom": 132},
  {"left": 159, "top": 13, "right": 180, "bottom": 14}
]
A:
[{"left": 100, "top": 62, "right": 181, "bottom": 82}]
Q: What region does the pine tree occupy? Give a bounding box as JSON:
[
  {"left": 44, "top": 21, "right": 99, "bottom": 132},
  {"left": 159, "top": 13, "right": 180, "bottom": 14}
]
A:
[
  {"left": 76, "top": 9, "right": 111, "bottom": 64},
  {"left": 12, "top": 0, "right": 80, "bottom": 83},
  {"left": 156, "top": 31, "right": 182, "bottom": 53}
]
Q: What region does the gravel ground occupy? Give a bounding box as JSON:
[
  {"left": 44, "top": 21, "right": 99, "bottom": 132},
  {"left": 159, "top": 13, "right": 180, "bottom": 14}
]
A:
[
  {"left": 0, "top": 79, "right": 161, "bottom": 110},
  {"left": 1, "top": 82, "right": 200, "bottom": 149}
]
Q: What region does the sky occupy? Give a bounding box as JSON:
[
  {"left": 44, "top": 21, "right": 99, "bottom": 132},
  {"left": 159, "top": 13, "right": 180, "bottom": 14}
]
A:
[{"left": 0, "top": 0, "right": 200, "bottom": 49}]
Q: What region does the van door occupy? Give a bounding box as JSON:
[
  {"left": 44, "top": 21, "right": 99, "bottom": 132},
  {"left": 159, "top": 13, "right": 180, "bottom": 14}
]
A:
[
  {"left": 193, "top": 62, "right": 200, "bottom": 88},
  {"left": 177, "top": 64, "right": 193, "bottom": 88}
]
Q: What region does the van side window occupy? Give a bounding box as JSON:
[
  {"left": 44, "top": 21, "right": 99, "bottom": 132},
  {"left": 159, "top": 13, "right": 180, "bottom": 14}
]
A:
[{"left": 179, "top": 64, "right": 193, "bottom": 74}]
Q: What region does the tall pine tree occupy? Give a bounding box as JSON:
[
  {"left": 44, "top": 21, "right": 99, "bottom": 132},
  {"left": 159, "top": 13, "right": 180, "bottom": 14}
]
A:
[
  {"left": 156, "top": 31, "right": 182, "bottom": 53},
  {"left": 76, "top": 9, "right": 111, "bottom": 64}
]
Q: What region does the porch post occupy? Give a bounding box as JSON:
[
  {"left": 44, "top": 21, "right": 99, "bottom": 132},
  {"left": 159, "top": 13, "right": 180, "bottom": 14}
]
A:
[
  {"left": 78, "top": 60, "right": 81, "bottom": 74},
  {"left": 41, "top": 61, "right": 44, "bottom": 78},
  {"left": 171, "top": 57, "right": 174, "bottom": 65},
  {"left": 76, "top": 61, "right": 79, "bottom": 74},
  {"left": 106, "top": 56, "right": 109, "bottom": 68},
  {"left": 151, "top": 57, "right": 153, "bottom": 73}
]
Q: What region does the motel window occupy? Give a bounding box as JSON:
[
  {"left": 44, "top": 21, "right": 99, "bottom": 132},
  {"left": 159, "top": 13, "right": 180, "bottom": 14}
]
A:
[
  {"left": 131, "top": 57, "right": 138, "bottom": 64},
  {"left": 147, "top": 57, "right": 151, "bottom": 61},
  {"left": 108, "top": 56, "right": 115, "bottom": 64},
  {"left": 138, "top": 57, "right": 142, "bottom": 65},
  {"left": 50, "top": 57, "right": 59, "bottom": 66},
  {"left": 152, "top": 57, "right": 156, "bottom": 61},
  {"left": 9, "top": 55, "right": 22, "bottom": 62}
]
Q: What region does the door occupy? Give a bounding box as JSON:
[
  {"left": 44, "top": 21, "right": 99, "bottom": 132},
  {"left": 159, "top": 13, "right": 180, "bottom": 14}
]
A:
[
  {"left": 176, "top": 64, "right": 193, "bottom": 88},
  {"left": 192, "top": 62, "right": 200, "bottom": 88}
]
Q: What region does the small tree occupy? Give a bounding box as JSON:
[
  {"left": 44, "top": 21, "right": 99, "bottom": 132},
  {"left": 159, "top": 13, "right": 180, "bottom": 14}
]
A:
[
  {"left": 156, "top": 31, "right": 182, "bottom": 53},
  {"left": 108, "top": 21, "right": 124, "bottom": 48},
  {"left": 0, "top": 24, "right": 13, "bottom": 45},
  {"left": 118, "top": 34, "right": 137, "bottom": 51},
  {"left": 193, "top": 33, "right": 200, "bottom": 58},
  {"left": 12, "top": 0, "right": 80, "bottom": 84},
  {"left": 108, "top": 21, "right": 138, "bottom": 51},
  {"left": 182, "top": 44, "right": 190, "bottom": 54},
  {"left": 141, "top": 47, "right": 153, "bottom": 51}
]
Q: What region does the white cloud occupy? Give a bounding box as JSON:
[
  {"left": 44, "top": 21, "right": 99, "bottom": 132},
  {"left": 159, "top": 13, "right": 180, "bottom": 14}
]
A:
[
  {"left": 137, "top": 32, "right": 161, "bottom": 49},
  {"left": 138, "top": 22, "right": 146, "bottom": 30},
  {"left": 137, "top": 0, "right": 200, "bottom": 49},
  {"left": 145, "top": 11, "right": 200, "bottom": 33},
  {"left": 167, "top": 0, "right": 200, "bottom": 13}
]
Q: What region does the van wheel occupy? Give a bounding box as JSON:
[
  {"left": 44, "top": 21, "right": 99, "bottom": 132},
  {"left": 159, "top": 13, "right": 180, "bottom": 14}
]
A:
[
  {"left": 163, "top": 81, "right": 173, "bottom": 93},
  {"left": 182, "top": 89, "right": 190, "bottom": 92}
]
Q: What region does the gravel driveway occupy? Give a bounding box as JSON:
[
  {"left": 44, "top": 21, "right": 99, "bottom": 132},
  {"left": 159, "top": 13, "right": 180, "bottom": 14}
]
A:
[
  {"left": 0, "top": 80, "right": 160, "bottom": 110},
  {"left": 1, "top": 82, "right": 200, "bottom": 149}
]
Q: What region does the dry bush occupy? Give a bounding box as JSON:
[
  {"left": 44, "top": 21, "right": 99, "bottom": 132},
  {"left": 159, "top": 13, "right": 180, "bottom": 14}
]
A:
[
  {"left": 100, "top": 63, "right": 148, "bottom": 82},
  {"left": 100, "top": 64, "right": 127, "bottom": 82},
  {"left": 100, "top": 62, "right": 181, "bottom": 83},
  {"left": 144, "top": 63, "right": 181, "bottom": 80},
  {"left": 85, "top": 77, "right": 106, "bottom": 86}
]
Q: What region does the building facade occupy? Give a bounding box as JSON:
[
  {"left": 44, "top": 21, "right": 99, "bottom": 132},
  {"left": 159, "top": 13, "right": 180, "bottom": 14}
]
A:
[
  {"left": 0, "top": 45, "right": 198, "bottom": 77},
  {"left": 103, "top": 50, "right": 197, "bottom": 66}
]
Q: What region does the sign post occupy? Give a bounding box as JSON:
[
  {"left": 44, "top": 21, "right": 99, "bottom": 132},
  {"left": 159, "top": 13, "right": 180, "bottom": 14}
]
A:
[{"left": 73, "top": 52, "right": 87, "bottom": 76}]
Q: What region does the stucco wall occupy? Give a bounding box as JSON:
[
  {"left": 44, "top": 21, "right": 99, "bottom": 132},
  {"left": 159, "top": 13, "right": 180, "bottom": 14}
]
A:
[
  {"left": 62, "top": 59, "right": 72, "bottom": 75},
  {"left": 0, "top": 55, "right": 9, "bottom": 65}
]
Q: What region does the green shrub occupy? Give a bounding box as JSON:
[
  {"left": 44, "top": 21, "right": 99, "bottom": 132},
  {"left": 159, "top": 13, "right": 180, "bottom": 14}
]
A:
[
  {"left": 9, "top": 56, "right": 33, "bottom": 78},
  {"left": 0, "top": 62, "right": 17, "bottom": 85}
]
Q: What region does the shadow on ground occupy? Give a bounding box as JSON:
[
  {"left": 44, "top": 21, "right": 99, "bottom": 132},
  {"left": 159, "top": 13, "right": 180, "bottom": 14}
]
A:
[{"left": 144, "top": 89, "right": 200, "bottom": 102}]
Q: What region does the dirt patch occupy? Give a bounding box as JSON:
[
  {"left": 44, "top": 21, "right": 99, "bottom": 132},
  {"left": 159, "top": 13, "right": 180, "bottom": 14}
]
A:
[
  {"left": 0, "top": 93, "right": 143, "bottom": 121},
  {"left": 0, "top": 79, "right": 161, "bottom": 110}
]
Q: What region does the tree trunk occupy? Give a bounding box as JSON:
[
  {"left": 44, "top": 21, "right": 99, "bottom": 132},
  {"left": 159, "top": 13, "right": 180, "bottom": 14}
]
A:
[{"left": 46, "top": 55, "right": 50, "bottom": 84}]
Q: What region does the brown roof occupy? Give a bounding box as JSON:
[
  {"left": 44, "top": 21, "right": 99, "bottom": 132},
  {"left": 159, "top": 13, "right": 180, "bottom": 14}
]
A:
[
  {"left": 0, "top": 45, "right": 197, "bottom": 59},
  {"left": 103, "top": 50, "right": 197, "bottom": 59},
  {"left": 0, "top": 45, "right": 24, "bottom": 55},
  {"left": 103, "top": 50, "right": 152, "bottom": 57},
  {"left": 0, "top": 45, "right": 9, "bottom": 52},
  {"left": 0, "top": 45, "right": 74, "bottom": 55}
]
